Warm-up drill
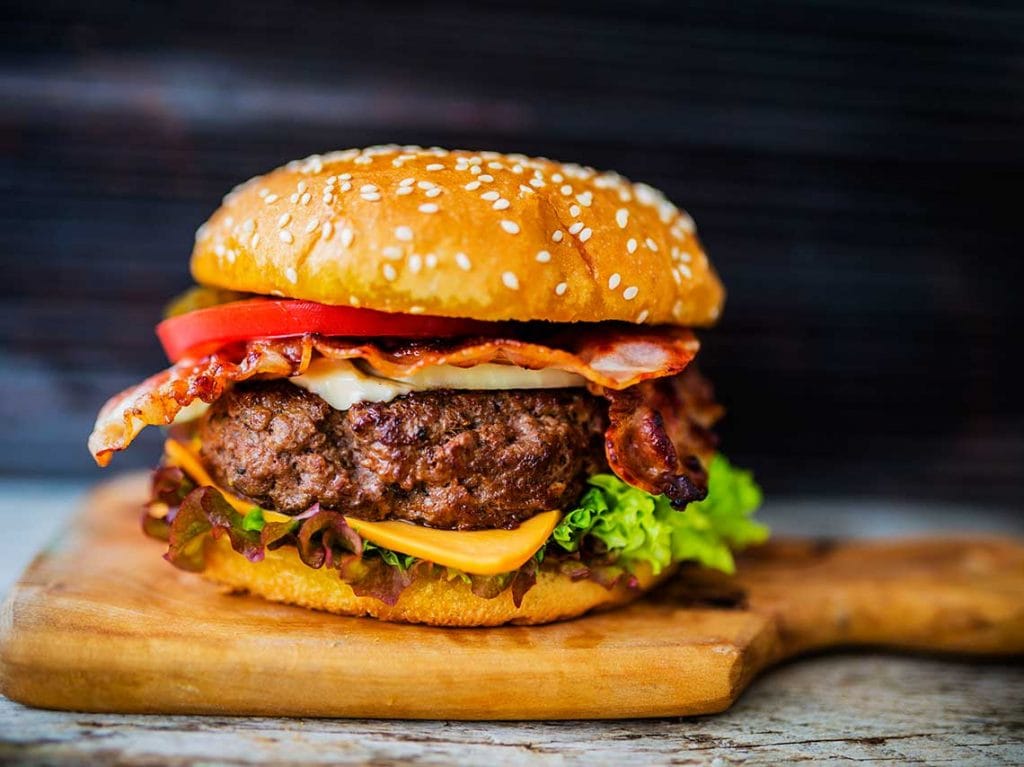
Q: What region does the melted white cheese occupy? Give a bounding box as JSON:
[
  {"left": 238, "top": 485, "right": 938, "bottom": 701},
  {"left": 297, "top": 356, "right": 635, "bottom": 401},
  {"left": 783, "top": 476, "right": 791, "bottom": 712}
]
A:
[
  {"left": 170, "top": 399, "right": 211, "bottom": 425},
  {"left": 290, "top": 358, "right": 586, "bottom": 411}
]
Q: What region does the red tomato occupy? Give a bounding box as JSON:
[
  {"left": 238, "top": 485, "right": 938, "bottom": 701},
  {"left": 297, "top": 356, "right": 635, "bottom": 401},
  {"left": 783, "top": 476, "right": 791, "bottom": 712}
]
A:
[{"left": 156, "top": 299, "right": 500, "bottom": 362}]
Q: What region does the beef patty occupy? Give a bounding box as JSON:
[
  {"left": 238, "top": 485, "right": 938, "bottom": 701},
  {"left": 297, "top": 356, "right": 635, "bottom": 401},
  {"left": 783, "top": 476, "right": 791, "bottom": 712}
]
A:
[{"left": 198, "top": 381, "right": 608, "bottom": 529}]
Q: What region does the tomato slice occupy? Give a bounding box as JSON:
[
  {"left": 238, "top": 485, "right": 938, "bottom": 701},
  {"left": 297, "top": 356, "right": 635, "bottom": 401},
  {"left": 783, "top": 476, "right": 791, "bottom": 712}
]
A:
[{"left": 156, "top": 299, "right": 501, "bottom": 362}]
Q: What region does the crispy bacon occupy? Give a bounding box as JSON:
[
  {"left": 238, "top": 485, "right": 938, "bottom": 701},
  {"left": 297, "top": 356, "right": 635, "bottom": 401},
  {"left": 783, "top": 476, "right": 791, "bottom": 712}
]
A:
[
  {"left": 90, "top": 328, "right": 714, "bottom": 504},
  {"left": 89, "top": 327, "right": 699, "bottom": 468},
  {"left": 601, "top": 370, "right": 723, "bottom": 507}
]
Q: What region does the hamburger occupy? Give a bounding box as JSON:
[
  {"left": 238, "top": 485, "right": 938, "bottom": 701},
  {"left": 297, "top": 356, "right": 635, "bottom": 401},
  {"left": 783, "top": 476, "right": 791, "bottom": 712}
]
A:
[{"left": 89, "top": 145, "right": 766, "bottom": 626}]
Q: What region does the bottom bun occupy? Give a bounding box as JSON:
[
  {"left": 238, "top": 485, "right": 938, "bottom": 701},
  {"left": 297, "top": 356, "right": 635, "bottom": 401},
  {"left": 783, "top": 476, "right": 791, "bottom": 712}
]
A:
[{"left": 201, "top": 536, "right": 675, "bottom": 626}]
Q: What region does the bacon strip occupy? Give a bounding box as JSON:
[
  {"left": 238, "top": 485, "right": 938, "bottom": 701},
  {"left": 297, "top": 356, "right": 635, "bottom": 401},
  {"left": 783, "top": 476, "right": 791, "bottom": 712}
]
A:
[
  {"left": 601, "top": 369, "right": 723, "bottom": 507},
  {"left": 89, "top": 328, "right": 698, "bottom": 468}
]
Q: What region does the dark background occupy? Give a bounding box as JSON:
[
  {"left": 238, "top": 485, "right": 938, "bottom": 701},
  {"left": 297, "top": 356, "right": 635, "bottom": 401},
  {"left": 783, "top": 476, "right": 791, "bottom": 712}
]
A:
[{"left": 2, "top": 1, "right": 1022, "bottom": 506}]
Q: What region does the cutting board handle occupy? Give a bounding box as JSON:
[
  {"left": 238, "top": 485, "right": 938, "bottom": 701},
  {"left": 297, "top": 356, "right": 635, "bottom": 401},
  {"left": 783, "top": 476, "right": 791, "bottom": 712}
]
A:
[{"left": 734, "top": 538, "right": 1024, "bottom": 659}]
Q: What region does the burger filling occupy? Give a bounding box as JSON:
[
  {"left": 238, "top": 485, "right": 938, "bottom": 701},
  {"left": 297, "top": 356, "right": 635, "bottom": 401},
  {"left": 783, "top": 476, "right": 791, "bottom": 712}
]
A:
[
  {"left": 90, "top": 304, "right": 766, "bottom": 608},
  {"left": 199, "top": 382, "right": 608, "bottom": 529}
]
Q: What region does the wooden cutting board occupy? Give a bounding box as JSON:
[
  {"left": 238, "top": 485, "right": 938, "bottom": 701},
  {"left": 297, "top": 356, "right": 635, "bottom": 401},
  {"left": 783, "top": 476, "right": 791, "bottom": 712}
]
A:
[{"left": 0, "top": 474, "right": 1021, "bottom": 720}]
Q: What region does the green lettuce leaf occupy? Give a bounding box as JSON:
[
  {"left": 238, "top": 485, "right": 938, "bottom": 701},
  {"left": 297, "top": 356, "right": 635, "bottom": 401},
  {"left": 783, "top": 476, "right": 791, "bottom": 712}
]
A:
[
  {"left": 363, "top": 541, "right": 418, "bottom": 570},
  {"left": 549, "top": 454, "right": 767, "bottom": 575}
]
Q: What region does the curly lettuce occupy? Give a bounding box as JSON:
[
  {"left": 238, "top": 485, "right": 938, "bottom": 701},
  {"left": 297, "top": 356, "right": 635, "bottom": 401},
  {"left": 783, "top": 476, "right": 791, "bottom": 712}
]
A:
[{"left": 550, "top": 454, "right": 766, "bottom": 575}]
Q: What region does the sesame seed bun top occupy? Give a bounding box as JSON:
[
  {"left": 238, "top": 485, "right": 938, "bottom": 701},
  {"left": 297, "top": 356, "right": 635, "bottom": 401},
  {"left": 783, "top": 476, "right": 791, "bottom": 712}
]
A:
[{"left": 191, "top": 145, "right": 725, "bottom": 326}]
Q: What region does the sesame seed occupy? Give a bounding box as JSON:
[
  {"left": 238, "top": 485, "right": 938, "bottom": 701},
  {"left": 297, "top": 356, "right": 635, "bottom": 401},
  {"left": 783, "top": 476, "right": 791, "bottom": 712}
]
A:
[
  {"left": 555, "top": 282, "right": 568, "bottom": 296},
  {"left": 226, "top": 249, "right": 236, "bottom": 264},
  {"left": 536, "top": 250, "right": 551, "bottom": 263},
  {"left": 264, "top": 194, "right": 279, "bottom": 204},
  {"left": 671, "top": 268, "right": 682, "bottom": 285},
  {"left": 569, "top": 205, "right": 581, "bottom": 217},
  {"left": 519, "top": 184, "right": 534, "bottom": 195},
  {"left": 251, "top": 233, "right": 260, "bottom": 247},
  {"left": 623, "top": 286, "right": 639, "bottom": 300},
  {"left": 339, "top": 173, "right": 352, "bottom": 180},
  {"left": 608, "top": 273, "right": 621, "bottom": 290},
  {"left": 627, "top": 238, "right": 638, "bottom": 254},
  {"left": 426, "top": 163, "right": 445, "bottom": 171},
  {"left": 560, "top": 184, "right": 573, "bottom": 196},
  {"left": 278, "top": 213, "right": 291, "bottom": 228},
  {"left": 455, "top": 252, "right": 472, "bottom": 271},
  {"left": 576, "top": 191, "right": 593, "bottom": 207},
  {"left": 616, "top": 209, "right": 629, "bottom": 228},
  {"left": 425, "top": 187, "right": 442, "bottom": 198},
  {"left": 215, "top": 244, "right": 225, "bottom": 257},
  {"left": 679, "top": 250, "right": 693, "bottom": 262},
  {"left": 552, "top": 173, "right": 564, "bottom": 183},
  {"left": 679, "top": 264, "right": 693, "bottom": 279},
  {"left": 396, "top": 187, "right": 413, "bottom": 196},
  {"left": 326, "top": 176, "right": 337, "bottom": 184},
  {"left": 464, "top": 181, "right": 481, "bottom": 191},
  {"left": 395, "top": 226, "right": 413, "bottom": 242},
  {"left": 417, "top": 181, "right": 434, "bottom": 190},
  {"left": 241, "top": 218, "right": 255, "bottom": 234},
  {"left": 323, "top": 193, "right": 334, "bottom": 204},
  {"left": 645, "top": 237, "right": 658, "bottom": 251},
  {"left": 502, "top": 271, "right": 520, "bottom": 290},
  {"left": 409, "top": 305, "right": 425, "bottom": 314},
  {"left": 360, "top": 184, "right": 377, "bottom": 193},
  {"left": 305, "top": 219, "right": 319, "bottom": 234},
  {"left": 361, "top": 192, "right": 381, "bottom": 201},
  {"left": 278, "top": 230, "right": 293, "bottom": 244},
  {"left": 339, "top": 182, "right": 352, "bottom": 192},
  {"left": 634, "top": 183, "right": 657, "bottom": 206},
  {"left": 418, "top": 203, "right": 439, "bottom": 213},
  {"left": 382, "top": 246, "right": 403, "bottom": 260},
  {"left": 568, "top": 222, "right": 584, "bottom": 235},
  {"left": 285, "top": 267, "right": 298, "bottom": 284},
  {"left": 579, "top": 227, "right": 593, "bottom": 242},
  {"left": 493, "top": 198, "right": 510, "bottom": 210},
  {"left": 425, "top": 253, "right": 438, "bottom": 268},
  {"left": 258, "top": 188, "right": 269, "bottom": 198},
  {"left": 470, "top": 166, "right": 482, "bottom": 175},
  {"left": 479, "top": 174, "right": 494, "bottom": 182},
  {"left": 383, "top": 264, "right": 398, "bottom": 281},
  {"left": 488, "top": 162, "right": 503, "bottom": 170},
  {"left": 481, "top": 191, "right": 500, "bottom": 201},
  {"left": 297, "top": 181, "right": 307, "bottom": 193},
  {"left": 400, "top": 177, "right": 415, "bottom": 187},
  {"left": 552, "top": 230, "right": 564, "bottom": 242},
  {"left": 300, "top": 192, "right": 311, "bottom": 205},
  {"left": 408, "top": 254, "right": 422, "bottom": 274},
  {"left": 322, "top": 221, "right": 334, "bottom": 240},
  {"left": 500, "top": 220, "right": 520, "bottom": 235},
  {"left": 511, "top": 164, "right": 524, "bottom": 174},
  {"left": 529, "top": 177, "right": 544, "bottom": 188},
  {"left": 289, "top": 193, "right": 299, "bottom": 204},
  {"left": 636, "top": 309, "right": 650, "bottom": 324}
]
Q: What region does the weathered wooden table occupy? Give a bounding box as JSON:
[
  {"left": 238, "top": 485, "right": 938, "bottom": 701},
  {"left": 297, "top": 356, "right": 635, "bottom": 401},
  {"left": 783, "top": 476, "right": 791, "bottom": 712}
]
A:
[{"left": 1, "top": 481, "right": 1021, "bottom": 765}]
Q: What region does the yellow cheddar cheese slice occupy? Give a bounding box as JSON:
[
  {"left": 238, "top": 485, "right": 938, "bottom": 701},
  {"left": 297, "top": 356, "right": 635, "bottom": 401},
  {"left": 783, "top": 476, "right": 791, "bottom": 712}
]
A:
[
  {"left": 344, "top": 513, "right": 560, "bottom": 576},
  {"left": 163, "top": 439, "right": 559, "bottom": 575}
]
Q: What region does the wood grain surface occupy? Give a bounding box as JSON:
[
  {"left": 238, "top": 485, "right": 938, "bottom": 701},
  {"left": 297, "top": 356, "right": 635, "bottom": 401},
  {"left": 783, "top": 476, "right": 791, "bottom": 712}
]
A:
[{"left": 0, "top": 474, "right": 1021, "bottom": 720}]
